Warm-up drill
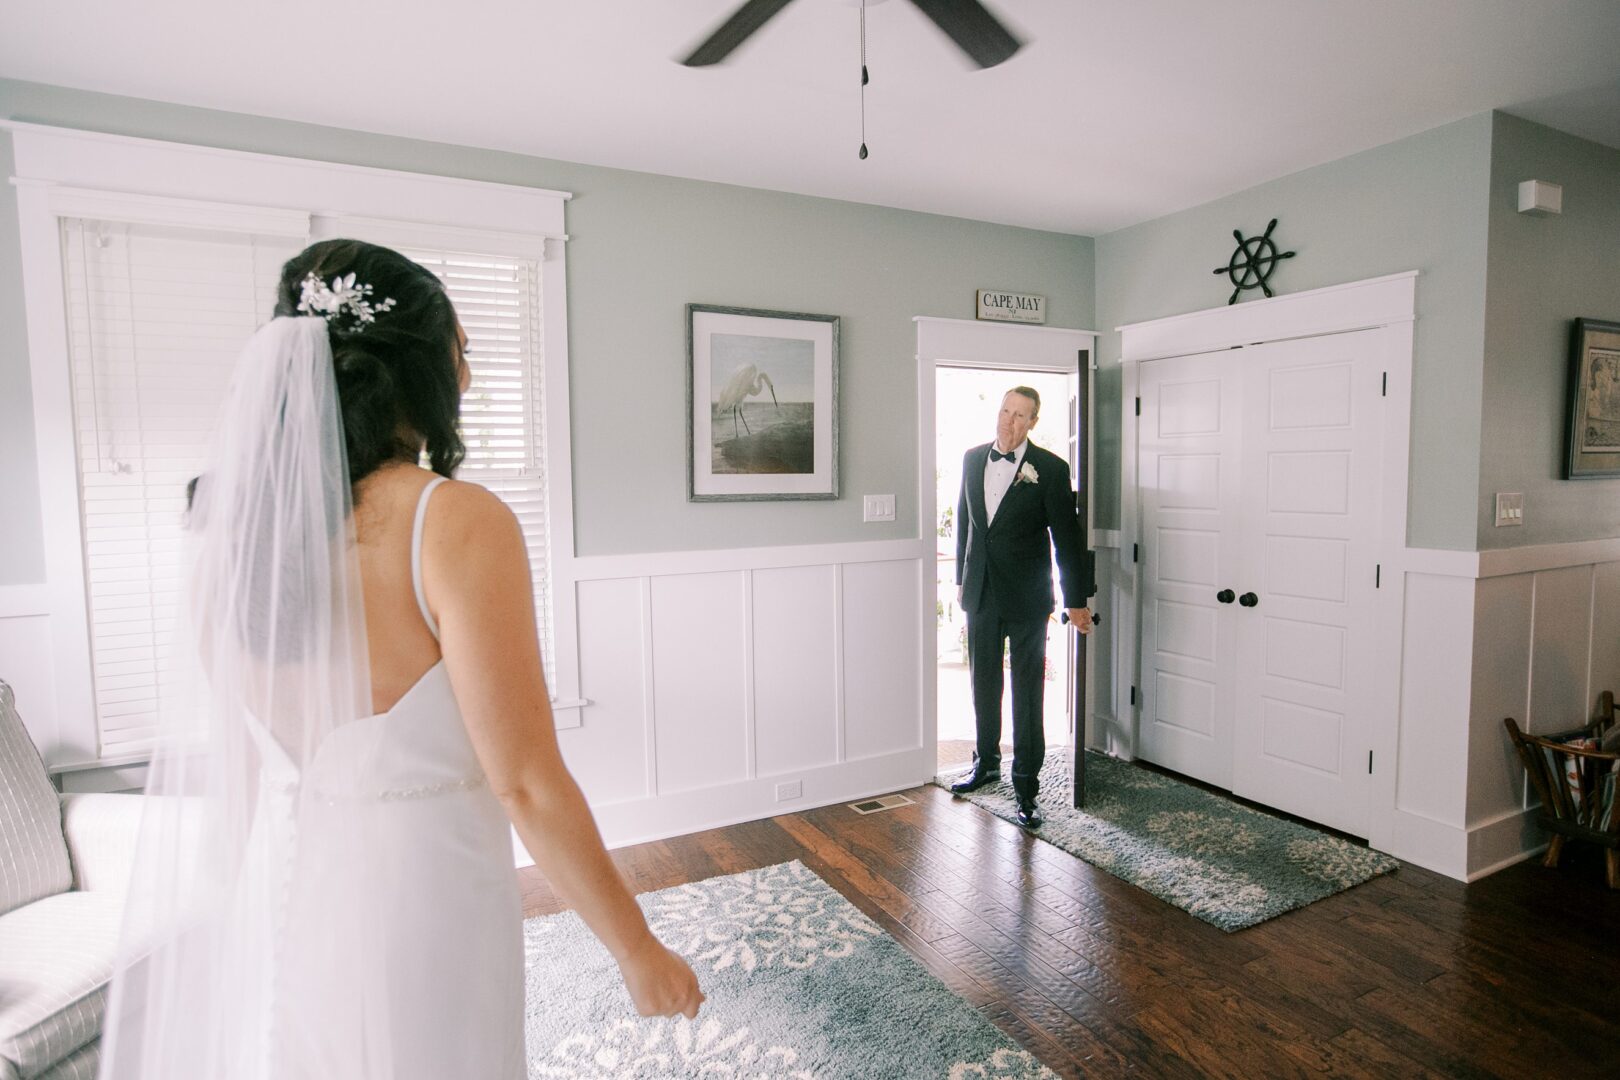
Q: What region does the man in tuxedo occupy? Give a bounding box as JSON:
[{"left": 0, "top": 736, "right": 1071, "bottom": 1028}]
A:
[{"left": 950, "top": 386, "right": 1094, "bottom": 828}]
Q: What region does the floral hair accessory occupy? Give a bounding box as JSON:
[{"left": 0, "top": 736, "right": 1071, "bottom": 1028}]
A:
[{"left": 296, "top": 272, "right": 397, "bottom": 330}]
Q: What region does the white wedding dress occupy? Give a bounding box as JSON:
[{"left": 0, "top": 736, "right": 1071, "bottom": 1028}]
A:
[
  {"left": 240, "top": 477, "right": 526, "bottom": 1079},
  {"left": 101, "top": 322, "right": 528, "bottom": 1080}
]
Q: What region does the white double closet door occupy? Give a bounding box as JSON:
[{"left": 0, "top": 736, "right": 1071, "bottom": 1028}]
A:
[{"left": 1138, "top": 329, "right": 1386, "bottom": 837}]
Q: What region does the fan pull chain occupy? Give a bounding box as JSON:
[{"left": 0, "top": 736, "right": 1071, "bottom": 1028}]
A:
[{"left": 858, "top": 0, "right": 869, "bottom": 160}]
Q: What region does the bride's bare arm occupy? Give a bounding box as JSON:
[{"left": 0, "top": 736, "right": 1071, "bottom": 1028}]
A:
[{"left": 426, "top": 481, "right": 702, "bottom": 1018}]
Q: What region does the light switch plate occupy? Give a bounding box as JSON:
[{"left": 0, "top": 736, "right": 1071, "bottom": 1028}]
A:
[
  {"left": 863, "top": 494, "right": 895, "bottom": 522},
  {"left": 1495, "top": 492, "right": 1524, "bottom": 527}
]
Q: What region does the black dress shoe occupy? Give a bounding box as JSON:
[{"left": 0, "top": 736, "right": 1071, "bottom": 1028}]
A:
[
  {"left": 949, "top": 769, "right": 1001, "bottom": 795},
  {"left": 1016, "top": 799, "right": 1043, "bottom": 829}
]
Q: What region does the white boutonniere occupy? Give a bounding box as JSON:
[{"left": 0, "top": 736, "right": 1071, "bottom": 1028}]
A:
[{"left": 1016, "top": 461, "right": 1039, "bottom": 485}]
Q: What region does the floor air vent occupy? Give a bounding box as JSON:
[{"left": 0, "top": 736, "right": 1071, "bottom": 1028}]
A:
[{"left": 848, "top": 793, "right": 915, "bottom": 815}]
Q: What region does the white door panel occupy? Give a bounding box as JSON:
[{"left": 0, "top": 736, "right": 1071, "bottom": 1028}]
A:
[
  {"left": 1137, "top": 328, "right": 1386, "bottom": 836},
  {"left": 1232, "top": 331, "right": 1384, "bottom": 837},
  {"left": 1137, "top": 358, "right": 1240, "bottom": 789}
]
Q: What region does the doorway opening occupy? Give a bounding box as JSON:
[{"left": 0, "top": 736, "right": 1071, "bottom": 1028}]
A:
[{"left": 934, "top": 366, "right": 1080, "bottom": 775}]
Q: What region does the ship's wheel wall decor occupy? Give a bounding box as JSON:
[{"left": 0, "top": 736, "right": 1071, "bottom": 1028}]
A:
[{"left": 1213, "top": 218, "right": 1296, "bottom": 305}]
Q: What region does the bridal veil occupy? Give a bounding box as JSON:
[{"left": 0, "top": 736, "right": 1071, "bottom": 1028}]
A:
[{"left": 99, "top": 317, "right": 399, "bottom": 1079}]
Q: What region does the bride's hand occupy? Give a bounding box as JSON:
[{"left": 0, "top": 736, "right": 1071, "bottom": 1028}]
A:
[{"left": 617, "top": 934, "right": 704, "bottom": 1019}]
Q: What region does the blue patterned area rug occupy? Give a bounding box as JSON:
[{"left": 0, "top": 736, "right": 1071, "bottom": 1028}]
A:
[
  {"left": 524, "top": 861, "right": 1058, "bottom": 1079},
  {"left": 933, "top": 751, "right": 1399, "bottom": 932}
]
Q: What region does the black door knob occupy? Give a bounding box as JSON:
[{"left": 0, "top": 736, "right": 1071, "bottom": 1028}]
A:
[
  {"left": 1239, "top": 592, "right": 1259, "bottom": 607},
  {"left": 1216, "top": 589, "right": 1235, "bottom": 604}
]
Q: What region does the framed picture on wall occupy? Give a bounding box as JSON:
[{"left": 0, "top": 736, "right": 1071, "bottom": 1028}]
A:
[
  {"left": 687, "top": 303, "right": 840, "bottom": 501},
  {"left": 1564, "top": 318, "right": 1620, "bottom": 479}
]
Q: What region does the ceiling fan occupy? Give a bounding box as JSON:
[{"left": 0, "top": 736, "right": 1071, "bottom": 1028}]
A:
[{"left": 681, "top": 0, "right": 1023, "bottom": 70}]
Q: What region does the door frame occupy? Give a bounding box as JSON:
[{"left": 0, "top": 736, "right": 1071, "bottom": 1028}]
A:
[
  {"left": 1118, "top": 272, "right": 1416, "bottom": 851},
  {"left": 914, "top": 316, "right": 1099, "bottom": 778}
]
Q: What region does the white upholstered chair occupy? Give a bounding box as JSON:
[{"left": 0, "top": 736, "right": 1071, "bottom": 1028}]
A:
[{"left": 0, "top": 679, "right": 142, "bottom": 1080}]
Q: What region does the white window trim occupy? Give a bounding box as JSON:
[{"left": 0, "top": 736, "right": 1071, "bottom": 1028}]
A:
[{"left": 7, "top": 121, "right": 582, "bottom": 767}]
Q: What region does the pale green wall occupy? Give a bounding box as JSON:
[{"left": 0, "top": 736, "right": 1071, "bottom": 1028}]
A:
[
  {"left": 1095, "top": 114, "right": 1496, "bottom": 550},
  {"left": 0, "top": 78, "right": 1095, "bottom": 584},
  {"left": 1479, "top": 112, "right": 1620, "bottom": 549}
]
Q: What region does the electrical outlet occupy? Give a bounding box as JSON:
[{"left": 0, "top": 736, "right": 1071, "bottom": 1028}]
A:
[
  {"left": 775, "top": 780, "right": 803, "bottom": 802},
  {"left": 1495, "top": 492, "right": 1524, "bottom": 527},
  {"left": 862, "top": 494, "right": 895, "bottom": 523}
]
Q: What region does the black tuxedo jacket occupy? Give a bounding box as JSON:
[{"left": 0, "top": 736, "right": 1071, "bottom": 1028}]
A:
[{"left": 955, "top": 441, "right": 1095, "bottom": 620}]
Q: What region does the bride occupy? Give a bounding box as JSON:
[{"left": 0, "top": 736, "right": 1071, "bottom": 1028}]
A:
[{"left": 99, "top": 240, "right": 702, "bottom": 1079}]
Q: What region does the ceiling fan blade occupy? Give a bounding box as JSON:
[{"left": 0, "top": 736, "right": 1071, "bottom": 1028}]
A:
[
  {"left": 681, "top": 0, "right": 798, "bottom": 67},
  {"left": 907, "top": 0, "right": 1022, "bottom": 68}
]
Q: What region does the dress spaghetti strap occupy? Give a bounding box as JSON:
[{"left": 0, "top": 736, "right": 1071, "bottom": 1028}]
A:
[{"left": 411, "top": 476, "right": 449, "bottom": 641}]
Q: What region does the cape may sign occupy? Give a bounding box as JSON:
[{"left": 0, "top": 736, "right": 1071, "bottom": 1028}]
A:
[{"left": 976, "top": 290, "right": 1046, "bottom": 325}]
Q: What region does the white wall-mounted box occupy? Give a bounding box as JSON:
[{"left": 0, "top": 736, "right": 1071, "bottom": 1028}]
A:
[{"left": 1517, "top": 179, "right": 1562, "bottom": 214}]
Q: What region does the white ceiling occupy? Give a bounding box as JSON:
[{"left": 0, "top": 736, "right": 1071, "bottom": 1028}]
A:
[{"left": 2, "top": 0, "right": 1618, "bottom": 235}]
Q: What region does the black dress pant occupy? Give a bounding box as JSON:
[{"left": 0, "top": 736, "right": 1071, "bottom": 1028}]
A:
[{"left": 965, "top": 603, "right": 1048, "bottom": 803}]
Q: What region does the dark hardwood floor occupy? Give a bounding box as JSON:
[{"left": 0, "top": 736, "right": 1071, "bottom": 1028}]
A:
[{"left": 518, "top": 780, "right": 1620, "bottom": 1079}]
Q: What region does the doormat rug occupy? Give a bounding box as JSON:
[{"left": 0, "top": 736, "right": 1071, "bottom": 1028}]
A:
[
  {"left": 524, "top": 860, "right": 1059, "bottom": 1079},
  {"left": 932, "top": 751, "right": 1399, "bottom": 932}
]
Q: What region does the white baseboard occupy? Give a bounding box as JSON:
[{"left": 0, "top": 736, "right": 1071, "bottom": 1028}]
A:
[
  {"left": 1384, "top": 808, "right": 1468, "bottom": 881},
  {"left": 1465, "top": 806, "right": 1547, "bottom": 880},
  {"left": 1466, "top": 843, "right": 1547, "bottom": 882},
  {"left": 512, "top": 747, "right": 935, "bottom": 867},
  {"left": 54, "top": 761, "right": 148, "bottom": 794}
]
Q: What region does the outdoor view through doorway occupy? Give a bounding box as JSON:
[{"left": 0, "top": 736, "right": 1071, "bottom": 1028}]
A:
[{"left": 934, "top": 366, "right": 1079, "bottom": 775}]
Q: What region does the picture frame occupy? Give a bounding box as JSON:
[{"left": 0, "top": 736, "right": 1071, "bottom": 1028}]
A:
[
  {"left": 1564, "top": 318, "right": 1620, "bottom": 480},
  {"left": 687, "top": 303, "right": 840, "bottom": 501}
]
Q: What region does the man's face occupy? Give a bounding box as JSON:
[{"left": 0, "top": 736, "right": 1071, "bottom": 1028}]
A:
[{"left": 996, "top": 391, "right": 1038, "bottom": 451}]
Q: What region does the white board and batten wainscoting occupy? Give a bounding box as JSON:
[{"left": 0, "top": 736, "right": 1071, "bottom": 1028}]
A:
[
  {"left": 1117, "top": 271, "right": 1620, "bottom": 881},
  {"left": 555, "top": 539, "right": 932, "bottom": 852}
]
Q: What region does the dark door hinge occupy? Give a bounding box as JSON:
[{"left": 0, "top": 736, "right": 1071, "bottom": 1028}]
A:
[
  {"left": 1381, "top": 372, "right": 1387, "bottom": 397},
  {"left": 1135, "top": 396, "right": 1141, "bottom": 416},
  {"left": 1132, "top": 543, "right": 1139, "bottom": 563},
  {"left": 1130, "top": 686, "right": 1137, "bottom": 706},
  {"left": 1375, "top": 563, "right": 1381, "bottom": 588},
  {"left": 1368, "top": 750, "right": 1374, "bottom": 774}
]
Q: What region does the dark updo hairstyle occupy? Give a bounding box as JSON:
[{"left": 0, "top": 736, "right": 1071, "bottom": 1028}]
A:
[{"left": 274, "top": 239, "right": 465, "bottom": 492}]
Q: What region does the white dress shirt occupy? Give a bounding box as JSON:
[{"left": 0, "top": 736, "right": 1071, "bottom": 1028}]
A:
[{"left": 983, "top": 440, "right": 1027, "bottom": 524}]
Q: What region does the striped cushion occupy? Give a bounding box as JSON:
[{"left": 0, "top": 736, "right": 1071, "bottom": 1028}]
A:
[
  {"left": 0, "top": 892, "right": 122, "bottom": 1079},
  {"left": 0, "top": 681, "right": 72, "bottom": 917},
  {"left": 32, "top": 1041, "right": 97, "bottom": 1080}
]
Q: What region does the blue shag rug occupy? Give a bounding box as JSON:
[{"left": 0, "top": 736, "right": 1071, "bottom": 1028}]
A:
[{"left": 933, "top": 750, "right": 1399, "bottom": 932}]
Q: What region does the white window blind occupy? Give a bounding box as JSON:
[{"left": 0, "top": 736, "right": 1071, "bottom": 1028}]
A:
[
  {"left": 401, "top": 248, "right": 555, "bottom": 682},
  {"left": 60, "top": 218, "right": 301, "bottom": 755}
]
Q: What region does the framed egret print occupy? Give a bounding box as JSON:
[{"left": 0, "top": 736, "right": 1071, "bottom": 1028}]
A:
[
  {"left": 1565, "top": 317, "right": 1620, "bottom": 479},
  {"left": 687, "top": 303, "right": 840, "bottom": 501}
]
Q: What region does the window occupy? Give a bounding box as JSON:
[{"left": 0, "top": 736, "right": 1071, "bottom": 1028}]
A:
[
  {"left": 403, "top": 247, "right": 555, "bottom": 681},
  {"left": 61, "top": 229, "right": 556, "bottom": 754},
  {"left": 12, "top": 125, "right": 575, "bottom": 766},
  {"left": 60, "top": 218, "right": 301, "bottom": 754}
]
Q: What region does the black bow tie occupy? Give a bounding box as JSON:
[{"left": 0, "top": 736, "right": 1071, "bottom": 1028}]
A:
[{"left": 990, "top": 448, "right": 1017, "bottom": 463}]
